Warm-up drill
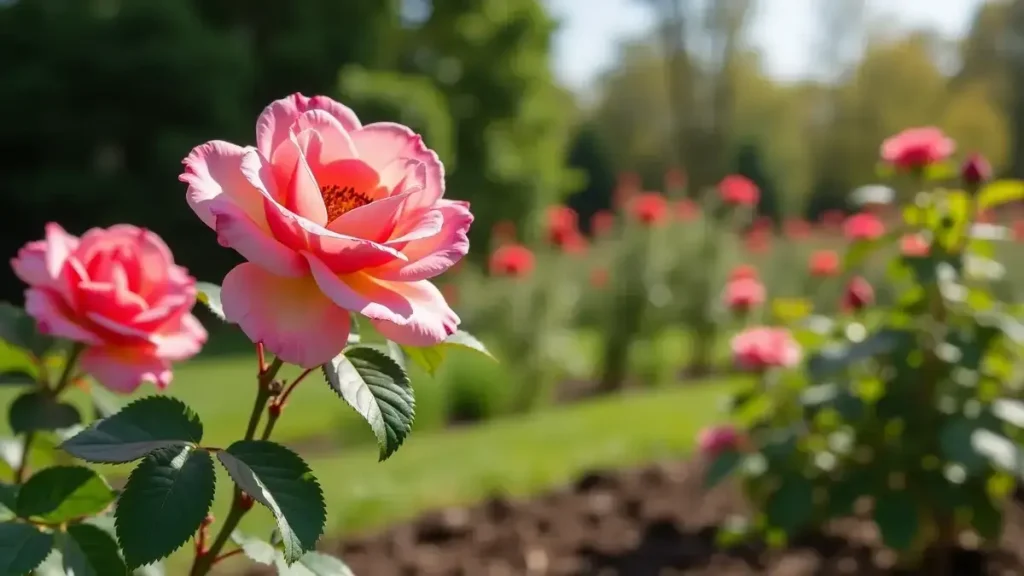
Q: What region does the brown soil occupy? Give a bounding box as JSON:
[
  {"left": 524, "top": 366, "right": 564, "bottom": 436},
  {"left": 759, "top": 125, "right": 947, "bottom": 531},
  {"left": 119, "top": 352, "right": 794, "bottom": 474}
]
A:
[{"left": 247, "top": 458, "right": 1024, "bottom": 576}]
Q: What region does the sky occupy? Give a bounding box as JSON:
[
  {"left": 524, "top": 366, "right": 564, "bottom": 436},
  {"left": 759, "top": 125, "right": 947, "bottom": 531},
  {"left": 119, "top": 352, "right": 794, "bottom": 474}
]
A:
[{"left": 546, "top": 0, "right": 986, "bottom": 90}]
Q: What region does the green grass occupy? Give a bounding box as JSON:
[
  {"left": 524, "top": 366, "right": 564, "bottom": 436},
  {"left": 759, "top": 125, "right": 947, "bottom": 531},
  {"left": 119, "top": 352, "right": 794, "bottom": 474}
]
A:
[{"left": 172, "top": 377, "right": 741, "bottom": 572}]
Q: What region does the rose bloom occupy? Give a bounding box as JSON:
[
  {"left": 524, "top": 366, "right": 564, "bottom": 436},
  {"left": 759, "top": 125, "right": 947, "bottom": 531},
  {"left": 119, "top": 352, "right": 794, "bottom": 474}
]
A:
[
  {"left": 11, "top": 224, "right": 207, "bottom": 392},
  {"left": 675, "top": 199, "right": 699, "bottom": 222},
  {"left": 546, "top": 205, "right": 579, "bottom": 244},
  {"left": 843, "top": 212, "right": 885, "bottom": 241},
  {"left": 745, "top": 229, "right": 771, "bottom": 254},
  {"left": 489, "top": 244, "right": 535, "bottom": 278},
  {"left": 559, "top": 230, "right": 589, "bottom": 256},
  {"left": 808, "top": 250, "right": 839, "bottom": 277},
  {"left": 1015, "top": 220, "right": 1024, "bottom": 243},
  {"left": 880, "top": 126, "right": 955, "bottom": 171},
  {"left": 961, "top": 153, "right": 992, "bottom": 187},
  {"left": 614, "top": 172, "right": 641, "bottom": 208},
  {"left": 629, "top": 192, "right": 669, "bottom": 226},
  {"left": 723, "top": 277, "right": 766, "bottom": 313},
  {"left": 590, "top": 210, "right": 615, "bottom": 238},
  {"left": 729, "top": 264, "right": 759, "bottom": 282},
  {"left": 697, "top": 424, "right": 744, "bottom": 458},
  {"left": 718, "top": 175, "right": 759, "bottom": 206},
  {"left": 900, "top": 233, "right": 930, "bottom": 257},
  {"left": 731, "top": 327, "right": 802, "bottom": 371},
  {"left": 181, "top": 94, "right": 472, "bottom": 368},
  {"left": 842, "top": 276, "right": 874, "bottom": 312}
]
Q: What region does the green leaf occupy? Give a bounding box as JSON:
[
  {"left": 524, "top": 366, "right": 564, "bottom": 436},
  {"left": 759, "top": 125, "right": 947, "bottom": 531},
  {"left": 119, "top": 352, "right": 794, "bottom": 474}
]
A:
[
  {"left": 275, "top": 551, "right": 355, "bottom": 576},
  {"left": 807, "top": 329, "right": 905, "bottom": 379},
  {"left": 826, "top": 473, "right": 867, "bottom": 519},
  {"left": 765, "top": 475, "right": 815, "bottom": 534},
  {"left": 61, "top": 396, "right": 203, "bottom": 464},
  {"left": 392, "top": 330, "right": 496, "bottom": 377},
  {"left": 216, "top": 440, "right": 325, "bottom": 565},
  {"left": 978, "top": 179, "right": 1024, "bottom": 210},
  {"left": 195, "top": 282, "right": 226, "bottom": 321},
  {"left": 322, "top": 346, "right": 414, "bottom": 461},
  {"left": 0, "top": 522, "right": 54, "bottom": 575},
  {"left": 0, "top": 483, "right": 18, "bottom": 521},
  {"left": 704, "top": 450, "right": 741, "bottom": 489},
  {"left": 874, "top": 491, "right": 919, "bottom": 550},
  {"left": 230, "top": 531, "right": 276, "bottom": 566},
  {"left": 940, "top": 418, "right": 989, "bottom": 475},
  {"left": 9, "top": 392, "right": 81, "bottom": 435},
  {"left": 62, "top": 523, "right": 129, "bottom": 576},
  {"left": 843, "top": 232, "right": 898, "bottom": 271},
  {"left": 116, "top": 446, "right": 215, "bottom": 569},
  {"left": 968, "top": 491, "right": 1003, "bottom": 542},
  {"left": 16, "top": 466, "right": 114, "bottom": 524},
  {"left": 0, "top": 303, "right": 54, "bottom": 358},
  {"left": 0, "top": 369, "right": 36, "bottom": 387}
]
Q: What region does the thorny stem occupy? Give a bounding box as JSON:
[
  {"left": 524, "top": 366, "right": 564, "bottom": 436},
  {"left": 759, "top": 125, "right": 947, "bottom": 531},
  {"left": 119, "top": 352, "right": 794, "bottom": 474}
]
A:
[
  {"left": 15, "top": 344, "right": 85, "bottom": 484},
  {"left": 261, "top": 368, "right": 315, "bottom": 441},
  {"left": 190, "top": 355, "right": 284, "bottom": 576}
]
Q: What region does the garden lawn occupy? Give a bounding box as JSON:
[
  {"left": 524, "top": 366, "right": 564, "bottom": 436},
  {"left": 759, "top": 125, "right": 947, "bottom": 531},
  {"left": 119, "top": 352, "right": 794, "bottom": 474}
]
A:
[{"left": 171, "top": 377, "right": 743, "bottom": 572}]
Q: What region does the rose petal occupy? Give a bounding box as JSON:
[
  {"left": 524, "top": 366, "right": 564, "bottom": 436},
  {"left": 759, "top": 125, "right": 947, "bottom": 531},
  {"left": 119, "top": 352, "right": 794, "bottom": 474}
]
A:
[
  {"left": 327, "top": 191, "right": 413, "bottom": 244},
  {"left": 180, "top": 141, "right": 272, "bottom": 228},
  {"left": 370, "top": 280, "right": 459, "bottom": 346},
  {"left": 289, "top": 110, "right": 359, "bottom": 168},
  {"left": 373, "top": 200, "right": 473, "bottom": 281},
  {"left": 24, "top": 288, "right": 103, "bottom": 346},
  {"left": 221, "top": 262, "right": 352, "bottom": 368},
  {"left": 301, "top": 253, "right": 414, "bottom": 324},
  {"left": 44, "top": 223, "right": 78, "bottom": 280},
  {"left": 209, "top": 197, "right": 309, "bottom": 277},
  {"left": 11, "top": 240, "right": 50, "bottom": 287},
  {"left": 80, "top": 346, "right": 171, "bottom": 393},
  {"left": 256, "top": 93, "right": 361, "bottom": 159},
  {"left": 349, "top": 123, "right": 444, "bottom": 210},
  {"left": 153, "top": 313, "right": 207, "bottom": 361},
  {"left": 271, "top": 132, "right": 329, "bottom": 225}
]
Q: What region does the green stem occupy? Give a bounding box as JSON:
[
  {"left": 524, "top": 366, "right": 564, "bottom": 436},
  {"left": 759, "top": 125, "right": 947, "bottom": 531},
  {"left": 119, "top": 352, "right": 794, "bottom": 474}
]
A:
[
  {"left": 190, "top": 357, "right": 284, "bottom": 576},
  {"left": 14, "top": 344, "right": 85, "bottom": 484}
]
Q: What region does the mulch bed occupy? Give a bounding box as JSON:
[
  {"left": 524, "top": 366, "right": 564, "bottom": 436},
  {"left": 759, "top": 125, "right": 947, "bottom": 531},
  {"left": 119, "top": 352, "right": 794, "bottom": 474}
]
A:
[{"left": 246, "top": 458, "right": 1024, "bottom": 575}]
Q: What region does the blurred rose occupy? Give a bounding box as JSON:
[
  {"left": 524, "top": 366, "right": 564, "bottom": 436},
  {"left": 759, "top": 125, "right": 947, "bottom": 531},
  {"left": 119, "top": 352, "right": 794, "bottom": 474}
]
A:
[
  {"left": 11, "top": 223, "right": 207, "bottom": 393},
  {"left": 181, "top": 93, "right": 470, "bottom": 367},
  {"left": 723, "top": 277, "right": 766, "bottom": 314},
  {"left": 697, "top": 424, "right": 744, "bottom": 458},
  {"left": 676, "top": 199, "right": 699, "bottom": 222},
  {"left": 629, "top": 192, "right": 669, "bottom": 226},
  {"left": 1015, "top": 220, "right": 1024, "bottom": 243},
  {"left": 559, "top": 231, "right": 589, "bottom": 256},
  {"left": 729, "top": 264, "right": 759, "bottom": 282},
  {"left": 842, "top": 276, "right": 874, "bottom": 312},
  {"left": 489, "top": 244, "right": 535, "bottom": 278},
  {"left": 492, "top": 219, "right": 517, "bottom": 246},
  {"left": 590, "top": 210, "right": 616, "bottom": 238},
  {"left": 744, "top": 229, "right": 771, "bottom": 253},
  {"left": 900, "top": 233, "right": 930, "bottom": 256},
  {"left": 961, "top": 153, "right": 992, "bottom": 188},
  {"left": 783, "top": 218, "right": 811, "bottom": 240},
  {"left": 843, "top": 212, "right": 885, "bottom": 241},
  {"left": 718, "top": 175, "right": 759, "bottom": 206},
  {"left": 880, "top": 127, "right": 955, "bottom": 171},
  {"left": 590, "top": 268, "right": 609, "bottom": 289},
  {"left": 731, "top": 327, "right": 801, "bottom": 371},
  {"left": 808, "top": 250, "right": 839, "bottom": 277}
]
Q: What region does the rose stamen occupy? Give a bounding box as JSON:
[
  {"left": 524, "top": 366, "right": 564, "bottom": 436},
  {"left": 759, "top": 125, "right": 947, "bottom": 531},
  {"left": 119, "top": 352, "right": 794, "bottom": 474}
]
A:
[{"left": 320, "top": 185, "right": 373, "bottom": 222}]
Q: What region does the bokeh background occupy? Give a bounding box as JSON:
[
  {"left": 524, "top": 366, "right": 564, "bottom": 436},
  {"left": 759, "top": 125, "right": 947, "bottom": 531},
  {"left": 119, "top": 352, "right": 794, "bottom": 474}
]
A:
[{"left": 6, "top": 0, "right": 1024, "bottom": 573}]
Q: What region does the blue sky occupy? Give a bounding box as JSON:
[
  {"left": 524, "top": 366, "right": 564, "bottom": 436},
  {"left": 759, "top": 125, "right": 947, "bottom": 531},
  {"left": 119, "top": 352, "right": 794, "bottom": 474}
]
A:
[{"left": 546, "top": 0, "right": 985, "bottom": 89}]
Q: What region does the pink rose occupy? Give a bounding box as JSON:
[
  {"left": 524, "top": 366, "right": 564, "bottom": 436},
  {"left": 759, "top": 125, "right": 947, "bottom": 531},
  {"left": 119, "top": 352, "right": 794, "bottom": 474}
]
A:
[
  {"left": 180, "top": 93, "right": 472, "bottom": 368},
  {"left": 697, "top": 424, "right": 744, "bottom": 457},
  {"left": 718, "top": 175, "right": 759, "bottom": 206},
  {"left": 843, "top": 212, "right": 885, "bottom": 241},
  {"left": 723, "top": 277, "right": 765, "bottom": 313},
  {"left": 880, "top": 127, "right": 955, "bottom": 171},
  {"left": 842, "top": 276, "right": 874, "bottom": 313},
  {"left": 731, "top": 327, "right": 801, "bottom": 371},
  {"left": 10, "top": 223, "right": 207, "bottom": 393}
]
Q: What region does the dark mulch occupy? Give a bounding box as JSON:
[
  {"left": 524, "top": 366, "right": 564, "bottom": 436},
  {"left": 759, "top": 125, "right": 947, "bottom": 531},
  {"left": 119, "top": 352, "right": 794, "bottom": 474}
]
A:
[{"left": 244, "top": 458, "right": 1024, "bottom": 575}]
